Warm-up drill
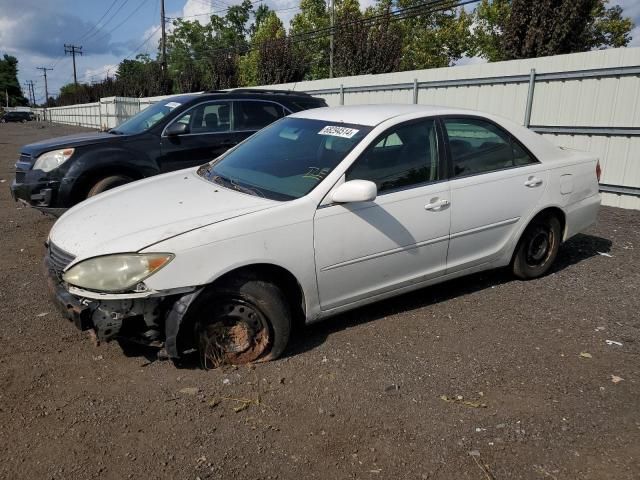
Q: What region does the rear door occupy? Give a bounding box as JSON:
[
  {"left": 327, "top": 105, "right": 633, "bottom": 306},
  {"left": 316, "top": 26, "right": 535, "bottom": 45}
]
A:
[
  {"left": 442, "top": 116, "right": 548, "bottom": 272},
  {"left": 159, "top": 100, "right": 242, "bottom": 172}
]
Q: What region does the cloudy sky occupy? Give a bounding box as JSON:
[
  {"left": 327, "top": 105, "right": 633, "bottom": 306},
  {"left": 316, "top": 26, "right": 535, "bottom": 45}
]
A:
[{"left": 0, "top": 0, "right": 638, "bottom": 102}]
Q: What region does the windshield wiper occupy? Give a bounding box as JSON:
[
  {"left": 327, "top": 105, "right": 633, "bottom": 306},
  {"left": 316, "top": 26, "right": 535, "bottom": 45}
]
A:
[
  {"left": 108, "top": 129, "right": 123, "bottom": 135},
  {"left": 211, "top": 174, "right": 264, "bottom": 198}
]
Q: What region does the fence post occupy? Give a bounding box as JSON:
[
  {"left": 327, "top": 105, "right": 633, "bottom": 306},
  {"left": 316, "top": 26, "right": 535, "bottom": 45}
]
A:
[
  {"left": 413, "top": 78, "right": 418, "bottom": 104},
  {"left": 524, "top": 68, "right": 536, "bottom": 127},
  {"left": 339, "top": 84, "right": 344, "bottom": 105}
]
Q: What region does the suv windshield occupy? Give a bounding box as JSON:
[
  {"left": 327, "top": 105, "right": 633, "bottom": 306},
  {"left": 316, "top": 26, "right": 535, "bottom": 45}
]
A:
[
  {"left": 111, "top": 97, "right": 190, "bottom": 135},
  {"left": 198, "top": 117, "right": 372, "bottom": 200}
]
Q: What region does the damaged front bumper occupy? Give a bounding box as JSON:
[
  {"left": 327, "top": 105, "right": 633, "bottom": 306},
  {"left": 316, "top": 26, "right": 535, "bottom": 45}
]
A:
[{"left": 44, "top": 254, "right": 200, "bottom": 358}]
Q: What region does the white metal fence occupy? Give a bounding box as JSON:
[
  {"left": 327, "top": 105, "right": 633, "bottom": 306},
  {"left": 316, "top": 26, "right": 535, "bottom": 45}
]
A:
[{"left": 36, "top": 47, "right": 640, "bottom": 209}]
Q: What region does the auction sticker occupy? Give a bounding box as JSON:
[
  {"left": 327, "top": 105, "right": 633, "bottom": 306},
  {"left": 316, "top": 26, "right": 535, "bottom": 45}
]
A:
[
  {"left": 165, "top": 102, "right": 182, "bottom": 109},
  {"left": 318, "top": 125, "right": 359, "bottom": 138}
]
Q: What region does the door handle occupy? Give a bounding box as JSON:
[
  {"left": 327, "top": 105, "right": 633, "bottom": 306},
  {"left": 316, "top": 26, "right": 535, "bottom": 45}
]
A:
[
  {"left": 425, "top": 199, "right": 450, "bottom": 211},
  {"left": 524, "top": 177, "right": 543, "bottom": 188}
]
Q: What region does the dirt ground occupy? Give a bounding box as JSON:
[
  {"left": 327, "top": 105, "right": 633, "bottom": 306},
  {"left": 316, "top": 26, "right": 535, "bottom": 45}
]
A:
[{"left": 0, "top": 121, "right": 638, "bottom": 480}]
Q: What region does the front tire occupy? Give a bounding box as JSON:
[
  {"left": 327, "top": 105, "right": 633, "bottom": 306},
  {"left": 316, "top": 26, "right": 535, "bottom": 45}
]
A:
[
  {"left": 512, "top": 214, "right": 562, "bottom": 280},
  {"left": 87, "top": 175, "right": 133, "bottom": 197},
  {"left": 191, "top": 274, "right": 291, "bottom": 368}
]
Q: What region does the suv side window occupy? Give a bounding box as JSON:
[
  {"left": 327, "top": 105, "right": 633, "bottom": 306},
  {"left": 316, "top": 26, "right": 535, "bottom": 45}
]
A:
[
  {"left": 443, "top": 118, "right": 537, "bottom": 177},
  {"left": 173, "top": 101, "right": 232, "bottom": 134},
  {"left": 236, "top": 101, "right": 287, "bottom": 131},
  {"left": 346, "top": 119, "right": 439, "bottom": 193}
]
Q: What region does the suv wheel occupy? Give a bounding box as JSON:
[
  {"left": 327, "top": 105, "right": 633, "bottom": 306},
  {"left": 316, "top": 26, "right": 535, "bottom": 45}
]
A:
[{"left": 87, "top": 175, "right": 133, "bottom": 197}]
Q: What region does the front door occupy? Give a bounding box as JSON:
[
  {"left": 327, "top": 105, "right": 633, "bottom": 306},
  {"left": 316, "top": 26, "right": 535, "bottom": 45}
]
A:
[
  {"left": 159, "top": 101, "right": 243, "bottom": 172},
  {"left": 314, "top": 118, "right": 451, "bottom": 310},
  {"left": 442, "top": 117, "right": 549, "bottom": 271}
]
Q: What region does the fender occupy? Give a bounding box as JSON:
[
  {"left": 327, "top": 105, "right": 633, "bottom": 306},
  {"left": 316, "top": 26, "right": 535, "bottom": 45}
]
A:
[
  {"left": 60, "top": 142, "right": 160, "bottom": 206},
  {"left": 164, "top": 287, "right": 205, "bottom": 359}
]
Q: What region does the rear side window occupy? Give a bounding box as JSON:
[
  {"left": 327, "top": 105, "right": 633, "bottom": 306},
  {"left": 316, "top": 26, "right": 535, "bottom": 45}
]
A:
[
  {"left": 347, "top": 118, "right": 439, "bottom": 193},
  {"left": 444, "top": 118, "right": 536, "bottom": 177},
  {"left": 236, "top": 101, "right": 286, "bottom": 131}
]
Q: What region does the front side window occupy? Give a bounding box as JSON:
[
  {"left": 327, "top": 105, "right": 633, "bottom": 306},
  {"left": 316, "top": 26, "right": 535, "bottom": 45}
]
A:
[
  {"left": 444, "top": 118, "right": 537, "bottom": 177},
  {"left": 198, "top": 118, "right": 372, "bottom": 200},
  {"left": 173, "top": 101, "right": 232, "bottom": 134},
  {"left": 236, "top": 101, "right": 287, "bottom": 130},
  {"left": 346, "top": 118, "right": 440, "bottom": 193}
]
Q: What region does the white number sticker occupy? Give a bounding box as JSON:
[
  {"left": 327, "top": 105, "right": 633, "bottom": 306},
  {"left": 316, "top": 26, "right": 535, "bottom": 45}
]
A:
[
  {"left": 318, "top": 125, "right": 359, "bottom": 138},
  {"left": 164, "top": 102, "right": 182, "bottom": 109}
]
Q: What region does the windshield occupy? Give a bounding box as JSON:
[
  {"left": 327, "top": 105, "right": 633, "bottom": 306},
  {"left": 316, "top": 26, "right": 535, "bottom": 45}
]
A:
[
  {"left": 198, "top": 117, "right": 372, "bottom": 200},
  {"left": 111, "top": 98, "right": 188, "bottom": 135}
]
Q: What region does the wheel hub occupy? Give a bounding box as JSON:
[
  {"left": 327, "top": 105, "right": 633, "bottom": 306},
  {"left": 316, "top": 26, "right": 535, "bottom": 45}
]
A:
[
  {"left": 526, "top": 228, "right": 553, "bottom": 266},
  {"left": 197, "top": 299, "right": 270, "bottom": 368}
]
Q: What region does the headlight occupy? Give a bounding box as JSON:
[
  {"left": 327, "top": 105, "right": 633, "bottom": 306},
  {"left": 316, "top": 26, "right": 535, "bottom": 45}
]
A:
[
  {"left": 62, "top": 253, "right": 173, "bottom": 292},
  {"left": 33, "top": 148, "right": 75, "bottom": 172}
]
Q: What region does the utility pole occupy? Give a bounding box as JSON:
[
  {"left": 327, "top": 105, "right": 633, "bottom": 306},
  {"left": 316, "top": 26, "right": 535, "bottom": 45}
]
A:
[
  {"left": 24, "top": 81, "right": 35, "bottom": 106},
  {"left": 37, "top": 67, "right": 53, "bottom": 107},
  {"left": 64, "top": 44, "right": 83, "bottom": 86},
  {"left": 329, "top": 0, "right": 334, "bottom": 78},
  {"left": 5, "top": 89, "right": 8, "bottom": 108},
  {"left": 160, "top": 0, "right": 167, "bottom": 72}
]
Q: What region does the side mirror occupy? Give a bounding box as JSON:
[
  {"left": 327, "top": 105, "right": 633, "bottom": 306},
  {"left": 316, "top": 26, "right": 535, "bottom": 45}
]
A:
[
  {"left": 331, "top": 180, "right": 377, "bottom": 203},
  {"left": 165, "top": 122, "right": 189, "bottom": 136}
]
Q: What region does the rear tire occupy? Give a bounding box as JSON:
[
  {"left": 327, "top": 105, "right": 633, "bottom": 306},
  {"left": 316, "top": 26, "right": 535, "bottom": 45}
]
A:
[
  {"left": 87, "top": 175, "right": 133, "bottom": 197},
  {"left": 512, "top": 214, "right": 562, "bottom": 280},
  {"left": 190, "top": 274, "right": 291, "bottom": 368}
]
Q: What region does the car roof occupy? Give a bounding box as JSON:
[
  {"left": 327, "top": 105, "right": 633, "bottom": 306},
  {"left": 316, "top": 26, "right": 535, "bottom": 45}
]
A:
[{"left": 289, "top": 104, "right": 483, "bottom": 126}]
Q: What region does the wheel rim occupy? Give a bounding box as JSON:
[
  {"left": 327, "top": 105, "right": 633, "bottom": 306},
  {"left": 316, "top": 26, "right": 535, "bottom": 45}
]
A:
[
  {"left": 525, "top": 225, "right": 555, "bottom": 267},
  {"left": 196, "top": 297, "right": 270, "bottom": 368}
]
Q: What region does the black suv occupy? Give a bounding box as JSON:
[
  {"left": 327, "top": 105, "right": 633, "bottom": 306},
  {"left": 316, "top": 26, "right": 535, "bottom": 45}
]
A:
[
  {"left": 1, "top": 111, "right": 34, "bottom": 123},
  {"left": 10, "top": 89, "right": 326, "bottom": 214}
]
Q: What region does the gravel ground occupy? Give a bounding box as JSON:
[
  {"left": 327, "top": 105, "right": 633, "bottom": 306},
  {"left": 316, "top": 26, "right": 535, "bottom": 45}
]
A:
[{"left": 0, "top": 122, "right": 639, "bottom": 480}]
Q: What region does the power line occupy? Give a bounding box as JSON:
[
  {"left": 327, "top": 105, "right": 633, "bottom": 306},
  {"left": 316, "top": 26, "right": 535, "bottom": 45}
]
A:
[
  {"left": 90, "top": 0, "right": 153, "bottom": 44},
  {"left": 75, "top": 0, "right": 122, "bottom": 43},
  {"left": 167, "top": 0, "right": 264, "bottom": 20},
  {"left": 84, "top": 0, "right": 131, "bottom": 42},
  {"left": 187, "top": 0, "right": 479, "bottom": 59}
]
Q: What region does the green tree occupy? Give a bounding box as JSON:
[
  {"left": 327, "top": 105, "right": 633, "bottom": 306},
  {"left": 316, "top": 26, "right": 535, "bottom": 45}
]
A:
[
  {"left": 503, "top": 0, "right": 634, "bottom": 59},
  {"left": 583, "top": 2, "right": 634, "bottom": 49},
  {"left": 289, "top": 0, "right": 331, "bottom": 80},
  {"left": 166, "top": 0, "right": 254, "bottom": 91},
  {"left": 469, "top": 0, "right": 511, "bottom": 62},
  {"left": 117, "top": 54, "right": 166, "bottom": 97},
  {"left": 395, "top": 0, "right": 473, "bottom": 70},
  {"left": 333, "top": 1, "right": 403, "bottom": 76},
  {"left": 257, "top": 13, "right": 308, "bottom": 84},
  {"left": 0, "top": 54, "right": 28, "bottom": 107}
]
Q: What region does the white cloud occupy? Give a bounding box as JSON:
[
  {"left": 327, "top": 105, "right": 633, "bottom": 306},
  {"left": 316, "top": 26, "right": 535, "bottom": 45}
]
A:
[
  {"left": 182, "top": 0, "right": 217, "bottom": 25},
  {"left": 83, "top": 64, "right": 118, "bottom": 82},
  {"left": 455, "top": 56, "right": 487, "bottom": 66}
]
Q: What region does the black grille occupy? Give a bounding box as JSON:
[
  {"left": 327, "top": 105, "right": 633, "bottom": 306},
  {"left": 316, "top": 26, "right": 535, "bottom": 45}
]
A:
[
  {"left": 48, "top": 242, "right": 75, "bottom": 278},
  {"left": 15, "top": 172, "right": 26, "bottom": 183}
]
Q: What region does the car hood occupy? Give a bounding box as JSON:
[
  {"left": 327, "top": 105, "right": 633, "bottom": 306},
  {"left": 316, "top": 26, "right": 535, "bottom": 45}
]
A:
[
  {"left": 22, "top": 131, "right": 120, "bottom": 157},
  {"left": 49, "top": 168, "right": 278, "bottom": 261}
]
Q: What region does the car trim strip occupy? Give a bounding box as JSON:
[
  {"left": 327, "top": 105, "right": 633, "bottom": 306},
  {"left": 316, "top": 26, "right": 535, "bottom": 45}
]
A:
[
  {"left": 450, "top": 217, "right": 520, "bottom": 240},
  {"left": 320, "top": 234, "right": 449, "bottom": 272}
]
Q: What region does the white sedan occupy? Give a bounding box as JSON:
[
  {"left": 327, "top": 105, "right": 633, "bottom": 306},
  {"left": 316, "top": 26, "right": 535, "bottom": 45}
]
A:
[{"left": 45, "top": 104, "right": 601, "bottom": 367}]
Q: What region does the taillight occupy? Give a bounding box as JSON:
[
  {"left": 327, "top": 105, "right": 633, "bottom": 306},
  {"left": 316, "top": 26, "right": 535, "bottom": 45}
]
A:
[{"left": 596, "top": 160, "right": 602, "bottom": 182}]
